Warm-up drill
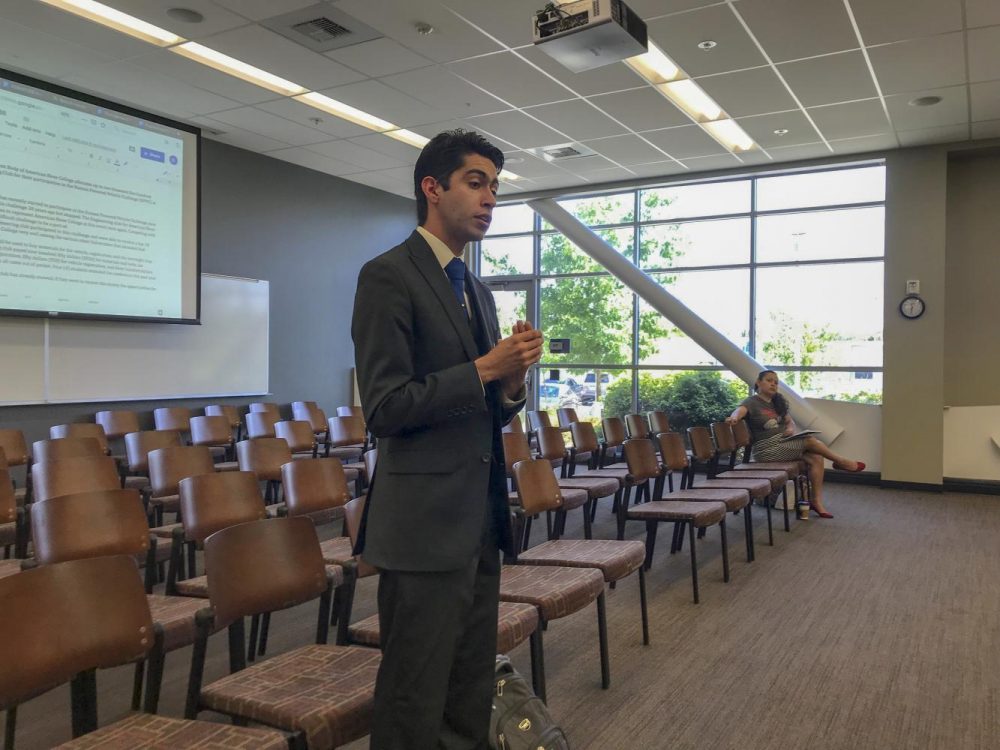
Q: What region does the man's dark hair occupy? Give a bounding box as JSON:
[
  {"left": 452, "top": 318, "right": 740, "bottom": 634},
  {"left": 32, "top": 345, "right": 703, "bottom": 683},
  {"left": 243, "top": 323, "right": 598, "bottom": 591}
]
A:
[{"left": 413, "top": 129, "right": 504, "bottom": 225}]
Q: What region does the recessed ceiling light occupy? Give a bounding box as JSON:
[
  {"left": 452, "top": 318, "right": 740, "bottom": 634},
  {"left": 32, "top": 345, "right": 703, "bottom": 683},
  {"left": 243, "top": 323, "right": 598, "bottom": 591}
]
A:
[
  {"left": 908, "top": 95, "right": 942, "bottom": 107},
  {"left": 415, "top": 22, "right": 434, "bottom": 35},
  {"left": 166, "top": 7, "right": 204, "bottom": 23},
  {"left": 773, "top": 128, "right": 789, "bottom": 135},
  {"left": 505, "top": 156, "right": 524, "bottom": 164},
  {"left": 697, "top": 40, "right": 717, "bottom": 50}
]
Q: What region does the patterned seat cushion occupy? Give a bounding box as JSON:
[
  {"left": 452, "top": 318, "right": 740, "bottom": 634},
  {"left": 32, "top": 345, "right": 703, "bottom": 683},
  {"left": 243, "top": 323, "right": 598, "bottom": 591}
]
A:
[
  {"left": 694, "top": 477, "right": 771, "bottom": 500},
  {"left": 517, "top": 539, "right": 645, "bottom": 582},
  {"left": 150, "top": 494, "right": 180, "bottom": 513},
  {"left": 555, "top": 486, "right": 588, "bottom": 511},
  {"left": 0, "top": 522, "right": 16, "bottom": 547},
  {"left": 53, "top": 711, "right": 288, "bottom": 748},
  {"left": 499, "top": 564, "right": 604, "bottom": 621},
  {"left": 329, "top": 446, "right": 363, "bottom": 461},
  {"left": 558, "top": 476, "right": 620, "bottom": 498},
  {"left": 151, "top": 523, "right": 183, "bottom": 539},
  {"left": 0, "top": 559, "right": 23, "bottom": 579},
  {"left": 716, "top": 470, "right": 786, "bottom": 492},
  {"left": 348, "top": 601, "right": 538, "bottom": 653},
  {"left": 176, "top": 566, "right": 344, "bottom": 599},
  {"left": 739, "top": 461, "right": 803, "bottom": 479},
  {"left": 320, "top": 537, "right": 354, "bottom": 565},
  {"left": 626, "top": 500, "right": 727, "bottom": 526},
  {"left": 147, "top": 594, "right": 214, "bottom": 652},
  {"left": 199, "top": 644, "right": 379, "bottom": 749},
  {"left": 123, "top": 476, "right": 149, "bottom": 491}
]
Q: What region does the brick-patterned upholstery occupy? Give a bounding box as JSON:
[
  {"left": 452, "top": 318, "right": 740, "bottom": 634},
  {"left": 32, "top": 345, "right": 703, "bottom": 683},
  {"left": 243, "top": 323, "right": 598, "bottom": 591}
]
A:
[
  {"left": 555, "top": 486, "right": 588, "bottom": 511},
  {"left": 667, "top": 488, "right": 751, "bottom": 512},
  {"left": 319, "top": 537, "right": 354, "bottom": 564},
  {"left": 199, "top": 644, "right": 380, "bottom": 749},
  {"left": 348, "top": 601, "right": 538, "bottom": 654},
  {"left": 585, "top": 467, "right": 629, "bottom": 483},
  {"left": 328, "top": 446, "right": 363, "bottom": 462},
  {"left": 54, "top": 711, "right": 288, "bottom": 748},
  {"left": 694, "top": 477, "right": 769, "bottom": 501},
  {"left": 176, "top": 565, "right": 345, "bottom": 599},
  {"left": 0, "top": 559, "right": 22, "bottom": 579},
  {"left": 716, "top": 469, "right": 785, "bottom": 492},
  {"left": 627, "top": 500, "right": 727, "bottom": 526},
  {"left": 559, "top": 476, "right": 619, "bottom": 498},
  {"left": 267, "top": 505, "right": 345, "bottom": 527},
  {"left": 151, "top": 523, "right": 182, "bottom": 539},
  {"left": 146, "top": 594, "right": 213, "bottom": 652},
  {"left": 517, "top": 539, "right": 645, "bottom": 582},
  {"left": 123, "top": 476, "right": 149, "bottom": 491},
  {"left": 499, "top": 564, "right": 604, "bottom": 621},
  {"left": 742, "top": 460, "right": 803, "bottom": 479}
]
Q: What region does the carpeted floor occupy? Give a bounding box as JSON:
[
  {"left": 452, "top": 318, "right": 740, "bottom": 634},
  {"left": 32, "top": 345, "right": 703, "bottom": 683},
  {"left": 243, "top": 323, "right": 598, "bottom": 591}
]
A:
[{"left": 11, "top": 482, "right": 1000, "bottom": 749}]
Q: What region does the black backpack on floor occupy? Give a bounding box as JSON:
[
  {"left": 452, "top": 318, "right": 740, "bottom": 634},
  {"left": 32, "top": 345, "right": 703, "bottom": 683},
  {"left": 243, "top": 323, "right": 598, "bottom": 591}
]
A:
[{"left": 489, "top": 654, "right": 569, "bottom": 750}]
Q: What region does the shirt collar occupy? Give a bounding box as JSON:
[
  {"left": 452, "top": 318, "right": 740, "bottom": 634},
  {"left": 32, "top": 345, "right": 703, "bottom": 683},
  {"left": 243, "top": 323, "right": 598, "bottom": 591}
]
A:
[{"left": 417, "top": 225, "right": 465, "bottom": 270}]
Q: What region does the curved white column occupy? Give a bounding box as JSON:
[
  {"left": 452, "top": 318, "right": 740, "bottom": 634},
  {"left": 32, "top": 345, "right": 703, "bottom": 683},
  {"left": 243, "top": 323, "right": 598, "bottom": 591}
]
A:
[{"left": 527, "top": 198, "right": 844, "bottom": 442}]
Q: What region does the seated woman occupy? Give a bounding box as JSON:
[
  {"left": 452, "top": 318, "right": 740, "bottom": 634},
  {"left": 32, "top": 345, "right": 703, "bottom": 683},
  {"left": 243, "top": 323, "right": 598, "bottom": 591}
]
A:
[{"left": 727, "top": 370, "right": 864, "bottom": 519}]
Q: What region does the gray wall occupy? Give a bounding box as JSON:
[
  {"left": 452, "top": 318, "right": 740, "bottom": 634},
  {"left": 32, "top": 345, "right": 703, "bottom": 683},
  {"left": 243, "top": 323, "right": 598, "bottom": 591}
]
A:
[
  {"left": 945, "top": 150, "right": 1000, "bottom": 406},
  {"left": 0, "top": 139, "right": 415, "bottom": 446}
]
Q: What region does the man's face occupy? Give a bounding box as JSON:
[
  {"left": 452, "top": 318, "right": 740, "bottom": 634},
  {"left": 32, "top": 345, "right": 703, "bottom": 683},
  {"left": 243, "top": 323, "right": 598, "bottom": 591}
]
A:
[{"left": 434, "top": 153, "right": 499, "bottom": 245}]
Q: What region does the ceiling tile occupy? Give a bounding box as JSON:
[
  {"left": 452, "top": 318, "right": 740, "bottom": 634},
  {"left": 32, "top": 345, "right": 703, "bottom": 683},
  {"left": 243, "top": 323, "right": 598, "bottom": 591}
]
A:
[
  {"left": 735, "top": 0, "right": 858, "bottom": 62},
  {"left": 557, "top": 155, "right": 618, "bottom": 175},
  {"left": 448, "top": 52, "right": 573, "bottom": 108},
  {"left": 967, "top": 26, "right": 1000, "bottom": 83},
  {"left": 523, "top": 100, "right": 628, "bottom": 141},
  {"left": 267, "top": 146, "right": 362, "bottom": 175},
  {"left": 347, "top": 132, "right": 422, "bottom": 162},
  {"left": 767, "top": 142, "right": 834, "bottom": 161},
  {"left": 443, "top": 0, "right": 546, "bottom": 48},
  {"left": 303, "top": 139, "right": 408, "bottom": 170},
  {"left": 516, "top": 46, "right": 649, "bottom": 98},
  {"left": 777, "top": 51, "right": 877, "bottom": 107},
  {"left": 325, "top": 38, "right": 432, "bottom": 77},
  {"left": 625, "top": 160, "right": 687, "bottom": 179},
  {"left": 850, "top": 0, "right": 963, "bottom": 45},
  {"left": 588, "top": 88, "right": 690, "bottom": 132},
  {"left": 696, "top": 67, "right": 797, "bottom": 117},
  {"left": 628, "top": 0, "right": 733, "bottom": 19},
  {"left": 0, "top": 20, "right": 115, "bottom": 81},
  {"left": 192, "top": 115, "right": 293, "bottom": 151},
  {"left": 868, "top": 33, "right": 966, "bottom": 95},
  {"left": 207, "top": 106, "right": 332, "bottom": 145},
  {"left": 213, "top": 0, "right": 318, "bottom": 21},
  {"left": 807, "top": 99, "right": 890, "bottom": 140},
  {"left": 0, "top": 0, "right": 155, "bottom": 60},
  {"left": 316, "top": 79, "right": 444, "bottom": 128},
  {"left": 896, "top": 124, "right": 969, "bottom": 147},
  {"left": 829, "top": 134, "right": 898, "bottom": 154},
  {"left": 642, "top": 125, "right": 729, "bottom": 158},
  {"left": 466, "top": 110, "right": 568, "bottom": 149},
  {"left": 583, "top": 166, "right": 638, "bottom": 183},
  {"left": 885, "top": 85, "right": 968, "bottom": 129},
  {"left": 107, "top": 0, "right": 249, "bottom": 40},
  {"left": 498, "top": 152, "right": 569, "bottom": 179},
  {"left": 965, "top": 0, "right": 1000, "bottom": 28},
  {"left": 970, "top": 81, "right": 1000, "bottom": 122},
  {"left": 647, "top": 4, "right": 767, "bottom": 77},
  {"left": 130, "top": 49, "right": 282, "bottom": 106},
  {"left": 737, "top": 110, "right": 823, "bottom": 147},
  {"left": 734, "top": 149, "right": 776, "bottom": 166},
  {"left": 255, "top": 98, "right": 372, "bottom": 139},
  {"left": 679, "top": 153, "right": 742, "bottom": 172},
  {"left": 582, "top": 134, "right": 671, "bottom": 165},
  {"left": 379, "top": 67, "right": 509, "bottom": 119},
  {"left": 197, "top": 24, "right": 366, "bottom": 91},
  {"left": 971, "top": 119, "right": 1000, "bottom": 139},
  {"left": 331, "top": 0, "right": 503, "bottom": 63}
]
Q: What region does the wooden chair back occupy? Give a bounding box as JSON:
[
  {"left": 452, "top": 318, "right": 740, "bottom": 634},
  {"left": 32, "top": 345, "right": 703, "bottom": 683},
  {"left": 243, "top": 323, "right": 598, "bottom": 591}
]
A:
[
  {"left": 124, "top": 430, "right": 182, "bottom": 474},
  {"left": 625, "top": 413, "right": 649, "bottom": 440},
  {"left": 502, "top": 431, "right": 533, "bottom": 477},
  {"left": 363, "top": 449, "right": 378, "bottom": 482},
  {"left": 249, "top": 402, "right": 281, "bottom": 418},
  {"left": 512, "top": 459, "right": 564, "bottom": 516},
  {"left": 601, "top": 417, "right": 627, "bottom": 447},
  {"left": 49, "top": 424, "right": 109, "bottom": 454},
  {"left": 95, "top": 410, "right": 141, "bottom": 440},
  {"left": 33, "top": 456, "right": 120, "bottom": 504},
  {"left": 535, "top": 425, "right": 567, "bottom": 463},
  {"left": 245, "top": 411, "right": 279, "bottom": 440},
  {"left": 328, "top": 416, "right": 365, "bottom": 448},
  {"left": 0, "top": 556, "right": 153, "bottom": 712},
  {"left": 570, "top": 421, "right": 601, "bottom": 454},
  {"left": 153, "top": 407, "right": 193, "bottom": 434},
  {"left": 282, "top": 458, "right": 351, "bottom": 517},
  {"left": 275, "top": 420, "right": 317, "bottom": 454},
  {"left": 0, "top": 429, "right": 29, "bottom": 467},
  {"left": 148, "top": 446, "right": 216, "bottom": 498},
  {"left": 623, "top": 439, "right": 661, "bottom": 483},
  {"left": 31, "top": 489, "right": 148, "bottom": 564},
  {"left": 236, "top": 438, "right": 292, "bottom": 482},
  {"left": 336, "top": 405, "right": 363, "bottom": 420},
  {"left": 178, "top": 471, "right": 266, "bottom": 544},
  {"left": 32, "top": 437, "right": 103, "bottom": 465},
  {"left": 556, "top": 408, "right": 579, "bottom": 428},
  {"left": 711, "top": 421, "right": 737, "bottom": 455},
  {"left": 341, "top": 496, "right": 378, "bottom": 577},
  {"left": 656, "top": 432, "right": 690, "bottom": 473},
  {"left": 686, "top": 426, "right": 716, "bottom": 463},
  {"left": 204, "top": 404, "right": 241, "bottom": 429},
  {"left": 292, "top": 402, "right": 328, "bottom": 434},
  {"left": 190, "top": 415, "right": 234, "bottom": 448},
  {"left": 648, "top": 410, "right": 670, "bottom": 435},
  {"left": 526, "top": 410, "right": 552, "bottom": 432}
]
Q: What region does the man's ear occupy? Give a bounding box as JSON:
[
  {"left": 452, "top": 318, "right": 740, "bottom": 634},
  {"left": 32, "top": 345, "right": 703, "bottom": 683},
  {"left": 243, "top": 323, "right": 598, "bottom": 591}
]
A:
[{"left": 421, "top": 175, "right": 441, "bottom": 206}]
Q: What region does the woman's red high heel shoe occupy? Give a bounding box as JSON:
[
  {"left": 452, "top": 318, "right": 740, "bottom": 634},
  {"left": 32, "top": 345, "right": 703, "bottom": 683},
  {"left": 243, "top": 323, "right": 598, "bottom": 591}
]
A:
[
  {"left": 809, "top": 502, "right": 834, "bottom": 519},
  {"left": 832, "top": 460, "right": 866, "bottom": 472}
]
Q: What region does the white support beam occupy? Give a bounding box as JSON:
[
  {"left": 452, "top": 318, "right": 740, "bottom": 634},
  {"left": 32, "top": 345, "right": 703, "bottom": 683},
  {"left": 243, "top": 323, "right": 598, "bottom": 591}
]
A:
[{"left": 527, "top": 197, "right": 844, "bottom": 442}]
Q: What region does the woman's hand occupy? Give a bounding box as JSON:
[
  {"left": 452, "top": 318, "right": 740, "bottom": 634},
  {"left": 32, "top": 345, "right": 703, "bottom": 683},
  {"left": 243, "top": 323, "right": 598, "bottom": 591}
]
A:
[{"left": 783, "top": 425, "right": 795, "bottom": 436}]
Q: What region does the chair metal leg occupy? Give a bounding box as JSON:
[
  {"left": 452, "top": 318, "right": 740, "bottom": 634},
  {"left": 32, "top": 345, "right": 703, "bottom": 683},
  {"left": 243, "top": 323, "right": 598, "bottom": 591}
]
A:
[
  {"left": 643, "top": 520, "right": 658, "bottom": 570},
  {"left": 258, "top": 612, "right": 270, "bottom": 656},
  {"left": 228, "top": 619, "right": 247, "bottom": 674},
  {"left": 131, "top": 661, "right": 145, "bottom": 711},
  {"left": 69, "top": 670, "right": 98, "bottom": 737},
  {"left": 688, "top": 522, "right": 699, "bottom": 604},
  {"left": 143, "top": 630, "right": 166, "bottom": 714},
  {"left": 720, "top": 519, "right": 730, "bottom": 583},
  {"left": 530, "top": 621, "right": 547, "bottom": 703},
  {"left": 596, "top": 592, "right": 610, "bottom": 689},
  {"left": 247, "top": 613, "right": 260, "bottom": 662},
  {"left": 765, "top": 493, "right": 774, "bottom": 546},
  {"left": 582, "top": 500, "right": 593, "bottom": 540},
  {"left": 5, "top": 705, "right": 16, "bottom": 750},
  {"left": 784, "top": 481, "right": 792, "bottom": 532},
  {"left": 675, "top": 521, "right": 686, "bottom": 552},
  {"left": 638, "top": 566, "right": 649, "bottom": 645},
  {"left": 744, "top": 502, "right": 754, "bottom": 562}
]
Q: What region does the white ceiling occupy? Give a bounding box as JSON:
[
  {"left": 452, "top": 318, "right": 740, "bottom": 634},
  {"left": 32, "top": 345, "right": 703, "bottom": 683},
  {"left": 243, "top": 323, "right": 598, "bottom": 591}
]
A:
[{"left": 2, "top": 0, "right": 999, "bottom": 199}]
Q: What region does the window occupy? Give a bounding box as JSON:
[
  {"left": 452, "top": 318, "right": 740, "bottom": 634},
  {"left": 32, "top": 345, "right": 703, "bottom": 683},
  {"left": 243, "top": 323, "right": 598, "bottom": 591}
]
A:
[{"left": 477, "top": 163, "right": 885, "bottom": 415}]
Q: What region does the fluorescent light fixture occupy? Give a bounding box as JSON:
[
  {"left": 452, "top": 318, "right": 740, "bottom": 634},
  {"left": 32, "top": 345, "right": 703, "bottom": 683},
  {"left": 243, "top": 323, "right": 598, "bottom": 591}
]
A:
[
  {"left": 172, "top": 42, "right": 306, "bottom": 96},
  {"left": 295, "top": 92, "right": 394, "bottom": 132},
  {"left": 500, "top": 171, "right": 522, "bottom": 182},
  {"left": 657, "top": 79, "right": 723, "bottom": 122},
  {"left": 703, "top": 119, "right": 755, "bottom": 152},
  {"left": 384, "top": 129, "right": 430, "bottom": 148},
  {"left": 38, "top": 0, "right": 184, "bottom": 46},
  {"left": 624, "top": 42, "right": 681, "bottom": 84}
]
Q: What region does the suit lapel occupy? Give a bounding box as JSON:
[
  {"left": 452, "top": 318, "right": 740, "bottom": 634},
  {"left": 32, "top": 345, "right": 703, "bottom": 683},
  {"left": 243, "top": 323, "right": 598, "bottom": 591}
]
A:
[{"left": 406, "top": 231, "right": 479, "bottom": 362}]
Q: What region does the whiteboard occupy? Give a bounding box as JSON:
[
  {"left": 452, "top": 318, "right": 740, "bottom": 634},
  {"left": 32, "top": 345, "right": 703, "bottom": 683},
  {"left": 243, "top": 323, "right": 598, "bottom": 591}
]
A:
[
  {"left": 0, "top": 316, "right": 46, "bottom": 404},
  {"left": 0, "top": 274, "right": 268, "bottom": 404}
]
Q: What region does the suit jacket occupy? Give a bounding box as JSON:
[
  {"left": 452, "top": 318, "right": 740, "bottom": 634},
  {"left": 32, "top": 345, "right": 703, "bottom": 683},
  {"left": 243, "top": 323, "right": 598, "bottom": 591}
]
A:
[{"left": 350, "top": 230, "right": 522, "bottom": 571}]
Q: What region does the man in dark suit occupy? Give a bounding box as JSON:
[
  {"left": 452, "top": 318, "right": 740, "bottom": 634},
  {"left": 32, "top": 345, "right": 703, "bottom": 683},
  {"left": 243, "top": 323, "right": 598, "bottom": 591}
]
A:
[{"left": 351, "top": 130, "right": 543, "bottom": 749}]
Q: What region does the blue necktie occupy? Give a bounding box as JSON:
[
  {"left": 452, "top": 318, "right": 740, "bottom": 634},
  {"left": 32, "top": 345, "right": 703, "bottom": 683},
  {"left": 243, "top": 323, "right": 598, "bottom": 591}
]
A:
[{"left": 444, "top": 257, "right": 466, "bottom": 312}]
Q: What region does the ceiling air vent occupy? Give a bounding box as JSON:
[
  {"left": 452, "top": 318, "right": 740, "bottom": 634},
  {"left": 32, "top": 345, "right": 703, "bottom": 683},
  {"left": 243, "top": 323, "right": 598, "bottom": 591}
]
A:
[
  {"left": 527, "top": 142, "right": 597, "bottom": 162},
  {"left": 261, "top": 3, "right": 382, "bottom": 53}
]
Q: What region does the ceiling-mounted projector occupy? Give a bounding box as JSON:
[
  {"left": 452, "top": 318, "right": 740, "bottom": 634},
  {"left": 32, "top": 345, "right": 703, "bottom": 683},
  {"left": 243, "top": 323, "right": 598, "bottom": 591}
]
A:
[{"left": 532, "top": 0, "right": 647, "bottom": 73}]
